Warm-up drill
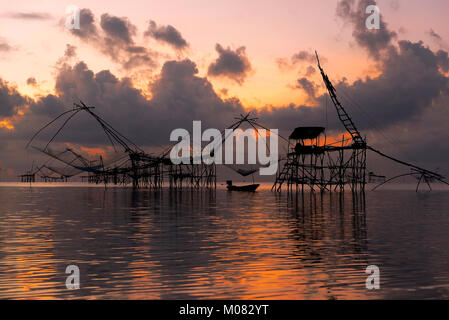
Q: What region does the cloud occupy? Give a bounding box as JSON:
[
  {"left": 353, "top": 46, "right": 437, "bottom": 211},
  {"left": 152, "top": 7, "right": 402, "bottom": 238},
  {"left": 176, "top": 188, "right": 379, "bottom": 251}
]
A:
[
  {"left": 254, "top": 40, "right": 449, "bottom": 154},
  {"left": 64, "top": 44, "right": 77, "bottom": 58},
  {"left": 56, "top": 44, "right": 77, "bottom": 66},
  {"left": 275, "top": 57, "right": 290, "bottom": 71},
  {"left": 17, "top": 58, "right": 243, "bottom": 150},
  {"left": 428, "top": 29, "right": 442, "bottom": 42},
  {"left": 144, "top": 20, "right": 188, "bottom": 50},
  {"left": 330, "top": 3, "right": 449, "bottom": 134},
  {"left": 334, "top": 41, "right": 449, "bottom": 129},
  {"left": 336, "top": 0, "right": 397, "bottom": 59},
  {"left": 2, "top": 5, "right": 449, "bottom": 176},
  {"left": 26, "top": 77, "right": 37, "bottom": 86},
  {"left": 69, "top": 8, "right": 99, "bottom": 40},
  {"left": 100, "top": 13, "right": 136, "bottom": 45},
  {"left": 151, "top": 59, "right": 243, "bottom": 128},
  {"left": 295, "top": 77, "right": 318, "bottom": 99},
  {"left": 0, "top": 41, "right": 11, "bottom": 52},
  {"left": 276, "top": 50, "right": 324, "bottom": 72},
  {"left": 18, "top": 40, "right": 449, "bottom": 154},
  {"left": 436, "top": 50, "right": 449, "bottom": 73},
  {"left": 0, "top": 79, "right": 28, "bottom": 117},
  {"left": 291, "top": 50, "right": 317, "bottom": 64},
  {"left": 427, "top": 29, "right": 447, "bottom": 50},
  {"left": 305, "top": 66, "right": 316, "bottom": 77},
  {"left": 0, "top": 38, "right": 447, "bottom": 177},
  {"left": 207, "top": 44, "right": 252, "bottom": 84},
  {"left": 395, "top": 93, "right": 449, "bottom": 166},
  {"left": 68, "top": 9, "right": 157, "bottom": 70},
  {"left": 2, "top": 12, "right": 52, "bottom": 20}
]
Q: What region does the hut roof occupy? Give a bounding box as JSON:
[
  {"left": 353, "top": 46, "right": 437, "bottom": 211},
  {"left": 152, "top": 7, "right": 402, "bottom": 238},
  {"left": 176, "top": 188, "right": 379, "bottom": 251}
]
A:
[{"left": 289, "top": 127, "right": 325, "bottom": 140}]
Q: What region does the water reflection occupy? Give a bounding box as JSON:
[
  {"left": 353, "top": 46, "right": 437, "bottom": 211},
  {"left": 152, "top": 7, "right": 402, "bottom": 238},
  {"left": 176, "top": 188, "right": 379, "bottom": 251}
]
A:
[{"left": 0, "top": 184, "right": 448, "bottom": 299}]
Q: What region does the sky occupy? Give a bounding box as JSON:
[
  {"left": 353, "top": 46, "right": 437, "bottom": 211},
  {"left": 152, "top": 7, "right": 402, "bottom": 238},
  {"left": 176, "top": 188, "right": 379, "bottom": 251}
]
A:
[{"left": 0, "top": 0, "right": 449, "bottom": 179}]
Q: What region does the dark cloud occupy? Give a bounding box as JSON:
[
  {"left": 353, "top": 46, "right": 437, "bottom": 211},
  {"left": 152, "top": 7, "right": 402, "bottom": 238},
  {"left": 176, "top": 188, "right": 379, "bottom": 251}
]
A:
[
  {"left": 31, "top": 94, "right": 66, "bottom": 118},
  {"left": 436, "top": 50, "right": 449, "bottom": 72},
  {"left": 428, "top": 29, "right": 442, "bottom": 42},
  {"left": 2, "top": 12, "right": 52, "bottom": 20},
  {"left": 396, "top": 94, "right": 449, "bottom": 166},
  {"left": 68, "top": 9, "right": 156, "bottom": 70},
  {"left": 336, "top": 0, "right": 397, "bottom": 59},
  {"left": 427, "top": 29, "right": 446, "bottom": 50},
  {"left": 295, "top": 77, "right": 317, "bottom": 99},
  {"left": 26, "top": 77, "right": 37, "bottom": 86},
  {"left": 100, "top": 14, "right": 136, "bottom": 45},
  {"left": 56, "top": 44, "right": 77, "bottom": 65},
  {"left": 207, "top": 44, "right": 252, "bottom": 84},
  {"left": 144, "top": 20, "right": 188, "bottom": 50},
  {"left": 328, "top": 2, "right": 449, "bottom": 172},
  {"left": 151, "top": 59, "right": 243, "bottom": 128},
  {"left": 331, "top": 41, "right": 449, "bottom": 129},
  {"left": 121, "top": 54, "right": 155, "bottom": 70},
  {"left": 64, "top": 44, "right": 77, "bottom": 58},
  {"left": 305, "top": 66, "right": 316, "bottom": 77},
  {"left": 98, "top": 14, "right": 156, "bottom": 69},
  {"left": 253, "top": 40, "right": 449, "bottom": 158},
  {"left": 18, "top": 40, "right": 449, "bottom": 154},
  {"left": 26, "top": 39, "right": 447, "bottom": 154},
  {"left": 0, "top": 79, "right": 28, "bottom": 117},
  {"left": 276, "top": 51, "right": 324, "bottom": 72},
  {"left": 2, "top": 4, "right": 449, "bottom": 176},
  {"left": 69, "top": 8, "right": 98, "bottom": 40},
  {"left": 0, "top": 41, "right": 11, "bottom": 52},
  {"left": 17, "top": 58, "right": 243, "bottom": 149},
  {"left": 291, "top": 50, "right": 316, "bottom": 64},
  {"left": 0, "top": 38, "right": 447, "bottom": 177}
]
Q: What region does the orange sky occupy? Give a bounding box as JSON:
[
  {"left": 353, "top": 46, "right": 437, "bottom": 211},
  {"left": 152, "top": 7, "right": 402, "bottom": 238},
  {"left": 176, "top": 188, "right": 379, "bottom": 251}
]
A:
[
  {"left": 1, "top": 0, "right": 447, "bottom": 109},
  {"left": 0, "top": 0, "right": 449, "bottom": 177}
]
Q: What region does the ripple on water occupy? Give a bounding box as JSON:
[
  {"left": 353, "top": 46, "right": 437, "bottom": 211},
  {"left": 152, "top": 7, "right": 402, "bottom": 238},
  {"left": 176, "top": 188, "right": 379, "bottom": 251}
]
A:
[{"left": 0, "top": 185, "right": 448, "bottom": 299}]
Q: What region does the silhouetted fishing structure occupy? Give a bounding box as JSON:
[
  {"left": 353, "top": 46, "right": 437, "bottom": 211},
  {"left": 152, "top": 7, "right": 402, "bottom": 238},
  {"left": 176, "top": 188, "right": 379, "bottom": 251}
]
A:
[
  {"left": 24, "top": 52, "right": 449, "bottom": 192},
  {"left": 26, "top": 101, "right": 216, "bottom": 188},
  {"left": 19, "top": 161, "right": 76, "bottom": 183},
  {"left": 272, "top": 52, "right": 449, "bottom": 192},
  {"left": 25, "top": 103, "right": 278, "bottom": 189}
]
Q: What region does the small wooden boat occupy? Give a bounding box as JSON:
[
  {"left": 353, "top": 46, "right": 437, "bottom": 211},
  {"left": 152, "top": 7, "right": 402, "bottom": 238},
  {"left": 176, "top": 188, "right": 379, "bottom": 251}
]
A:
[{"left": 226, "top": 180, "right": 259, "bottom": 192}]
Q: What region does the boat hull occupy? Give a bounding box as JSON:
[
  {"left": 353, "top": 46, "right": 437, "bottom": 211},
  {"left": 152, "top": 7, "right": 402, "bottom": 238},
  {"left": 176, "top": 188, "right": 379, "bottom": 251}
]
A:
[{"left": 226, "top": 184, "right": 260, "bottom": 192}]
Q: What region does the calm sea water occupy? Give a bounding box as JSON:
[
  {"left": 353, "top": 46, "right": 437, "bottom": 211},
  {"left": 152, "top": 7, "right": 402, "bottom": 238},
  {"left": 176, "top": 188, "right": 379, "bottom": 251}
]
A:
[{"left": 0, "top": 182, "right": 448, "bottom": 299}]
